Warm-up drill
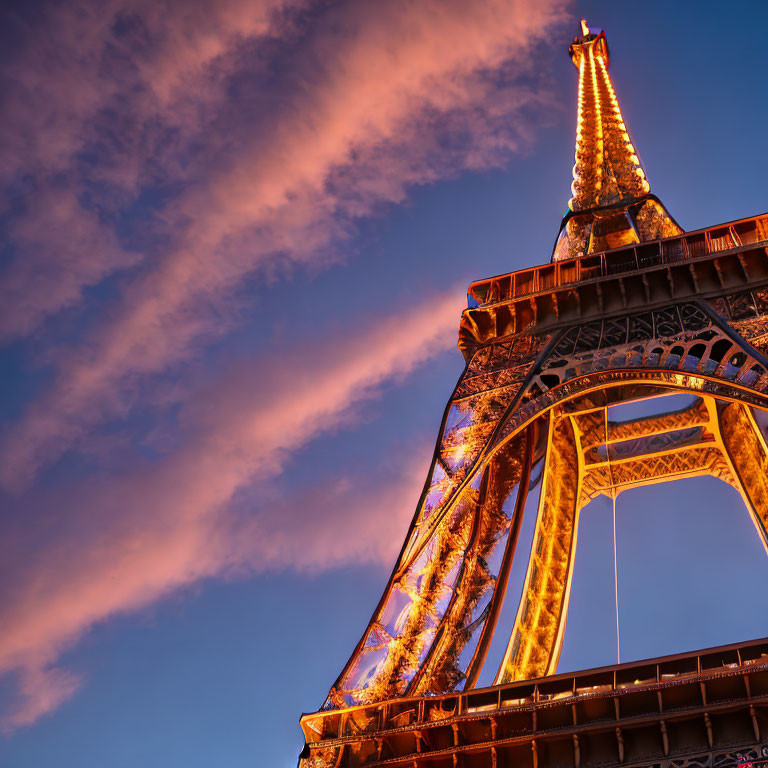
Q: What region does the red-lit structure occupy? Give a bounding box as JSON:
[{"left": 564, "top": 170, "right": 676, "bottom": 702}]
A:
[{"left": 298, "top": 22, "right": 768, "bottom": 768}]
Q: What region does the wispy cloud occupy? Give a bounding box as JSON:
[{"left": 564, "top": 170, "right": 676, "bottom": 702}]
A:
[
  {"left": 1, "top": 667, "right": 82, "bottom": 734},
  {"left": 0, "top": 0, "right": 301, "bottom": 338},
  {"left": 0, "top": 288, "right": 458, "bottom": 729},
  {"left": 0, "top": 0, "right": 568, "bottom": 490},
  {"left": 0, "top": 0, "right": 571, "bottom": 732}
]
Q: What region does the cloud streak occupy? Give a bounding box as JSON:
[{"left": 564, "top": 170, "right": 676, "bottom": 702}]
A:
[
  {"left": 0, "top": 0, "right": 571, "bottom": 733},
  {"left": 0, "top": 0, "right": 568, "bottom": 490},
  {"left": 0, "top": 0, "right": 301, "bottom": 338},
  {"left": 1, "top": 667, "right": 82, "bottom": 735},
  {"left": 0, "top": 288, "right": 459, "bottom": 729}
]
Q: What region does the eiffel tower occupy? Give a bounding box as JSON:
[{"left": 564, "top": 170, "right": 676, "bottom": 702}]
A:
[{"left": 298, "top": 21, "right": 768, "bottom": 768}]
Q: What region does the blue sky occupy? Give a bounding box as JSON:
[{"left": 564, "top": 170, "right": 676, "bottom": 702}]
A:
[{"left": 1, "top": 1, "right": 768, "bottom": 766}]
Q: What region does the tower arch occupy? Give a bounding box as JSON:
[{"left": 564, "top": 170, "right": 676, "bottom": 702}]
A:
[{"left": 299, "top": 21, "right": 768, "bottom": 768}]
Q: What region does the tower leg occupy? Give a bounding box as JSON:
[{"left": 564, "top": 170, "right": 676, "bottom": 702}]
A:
[
  {"left": 496, "top": 407, "right": 583, "bottom": 683},
  {"left": 718, "top": 402, "right": 768, "bottom": 558}
]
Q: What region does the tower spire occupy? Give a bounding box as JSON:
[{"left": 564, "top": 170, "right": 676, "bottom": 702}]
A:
[{"left": 553, "top": 21, "right": 682, "bottom": 260}]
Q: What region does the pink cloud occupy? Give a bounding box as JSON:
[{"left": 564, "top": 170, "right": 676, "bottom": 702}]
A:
[
  {"left": 0, "top": 0, "right": 304, "bottom": 341},
  {"left": 0, "top": 288, "right": 459, "bottom": 729},
  {"left": 0, "top": 0, "right": 572, "bottom": 732},
  {"left": 1, "top": 666, "right": 82, "bottom": 734},
  {"left": 234, "top": 461, "right": 428, "bottom": 575},
  {"left": 0, "top": 0, "right": 568, "bottom": 490},
  {"left": 0, "top": 0, "right": 297, "bottom": 183},
  {"left": 0, "top": 183, "right": 142, "bottom": 340}
]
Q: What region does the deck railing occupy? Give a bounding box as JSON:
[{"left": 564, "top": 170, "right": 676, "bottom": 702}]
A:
[
  {"left": 303, "top": 639, "right": 768, "bottom": 742},
  {"left": 467, "top": 213, "right": 768, "bottom": 308}
]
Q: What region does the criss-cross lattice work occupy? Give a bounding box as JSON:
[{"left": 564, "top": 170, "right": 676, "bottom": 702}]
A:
[
  {"left": 552, "top": 23, "right": 681, "bottom": 261},
  {"left": 300, "top": 20, "right": 768, "bottom": 768},
  {"left": 321, "top": 293, "right": 768, "bottom": 712},
  {"left": 569, "top": 25, "right": 649, "bottom": 211},
  {"left": 496, "top": 393, "right": 768, "bottom": 684}
]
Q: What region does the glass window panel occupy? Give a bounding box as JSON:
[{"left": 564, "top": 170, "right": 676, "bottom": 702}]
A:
[
  {"left": 422, "top": 463, "right": 450, "bottom": 522},
  {"left": 444, "top": 401, "right": 475, "bottom": 435},
  {"left": 340, "top": 643, "right": 390, "bottom": 693},
  {"left": 484, "top": 516, "right": 514, "bottom": 577},
  {"left": 363, "top": 624, "right": 392, "bottom": 650},
  {"left": 433, "top": 559, "right": 462, "bottom": 617},
  {"left": 379, "top": 584, "right": 413, "bottom": 637}
]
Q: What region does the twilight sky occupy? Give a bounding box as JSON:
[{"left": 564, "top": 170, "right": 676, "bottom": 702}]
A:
[{"left": 2, "top": 1, "right": 768, "bottom": 766}]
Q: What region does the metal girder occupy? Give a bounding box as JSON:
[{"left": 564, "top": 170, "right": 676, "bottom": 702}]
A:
[
  {"left": 720, "top": 402, "right": 768, "bottom": 557},
  {"left": 322, "top": 295, "right": 768, "bottom": 711},
  {"left": 495, "top": 394, "right": 768, "bottom": 685},
  {"left": 497, "top": 409, "right": 581, "bottom": 682}
]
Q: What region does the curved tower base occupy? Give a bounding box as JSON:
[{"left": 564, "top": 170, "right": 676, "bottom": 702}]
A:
[{"left": 297, "top": 20, "right": 768, "bottom": 768}]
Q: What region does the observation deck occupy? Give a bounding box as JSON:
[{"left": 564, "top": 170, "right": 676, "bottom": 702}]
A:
[
  {"left": 460, "top": 213, "right": 768, "bottom": 359},
  {"left": 300, "top": 637, "right": 768, "bottom": 768}
]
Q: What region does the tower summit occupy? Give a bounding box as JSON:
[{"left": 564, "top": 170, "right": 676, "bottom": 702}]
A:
[
  {"left": 553, "top": 21, "right": 682, "bottom": 260},
  {"left": 298, "top": 21, "right": 768, "bottom": 768}
]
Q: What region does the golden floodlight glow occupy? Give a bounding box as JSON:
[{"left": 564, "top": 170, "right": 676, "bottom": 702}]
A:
[
  {"left": 299, "top": 24, "right": 768, "bottom": 768},
  {"left": 555, "top": 24, "right": 682, "bottom": 259}
]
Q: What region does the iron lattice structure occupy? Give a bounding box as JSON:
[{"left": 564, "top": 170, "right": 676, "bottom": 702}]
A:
[{"left": 298, "top": 22, "right": 768, "bottom": 768}]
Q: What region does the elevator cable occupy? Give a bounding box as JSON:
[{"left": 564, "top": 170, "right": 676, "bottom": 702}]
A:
[
  {"left": 612, "top": 490, "right": 620, "bottom": 664},
  {"left": 604, "top": 404, "right": 621, "bottom": 664}
]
